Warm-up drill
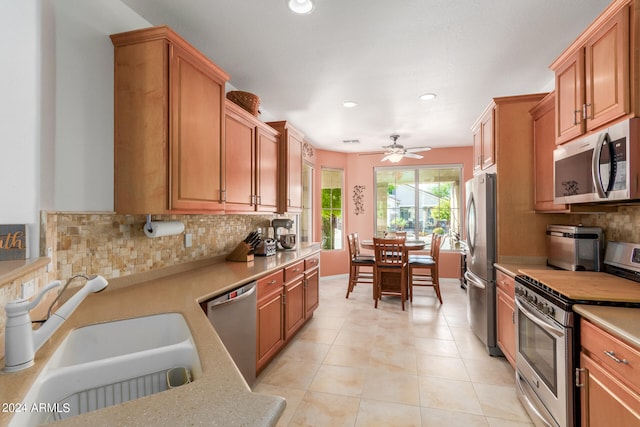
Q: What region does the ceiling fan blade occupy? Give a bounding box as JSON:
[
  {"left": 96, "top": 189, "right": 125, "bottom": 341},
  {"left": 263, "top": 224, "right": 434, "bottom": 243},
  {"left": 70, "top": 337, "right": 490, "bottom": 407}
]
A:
[
  {"left": 403, "top": 152, "right": 424, "bottom": 159},
  {"left": 406, "top": 146, "right": 431, "bottom": 153}
]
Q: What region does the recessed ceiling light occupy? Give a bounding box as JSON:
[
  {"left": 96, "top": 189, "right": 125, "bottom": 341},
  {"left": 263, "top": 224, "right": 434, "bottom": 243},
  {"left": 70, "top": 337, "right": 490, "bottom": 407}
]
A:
[
  {"left": 419, "top": 93, "right": 437, "bottom": 101},
  {"left": 287, "top": 0, "right": 314, "bottom": 14},
  {"left": 343, "top": 101, "right": 358, "bottom": 108}
]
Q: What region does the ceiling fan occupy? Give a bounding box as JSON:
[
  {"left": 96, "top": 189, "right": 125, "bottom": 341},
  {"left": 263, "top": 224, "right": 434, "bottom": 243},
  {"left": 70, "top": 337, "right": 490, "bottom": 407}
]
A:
[{"left": 379, "top": 134, "right": 431, "bottom": 163}]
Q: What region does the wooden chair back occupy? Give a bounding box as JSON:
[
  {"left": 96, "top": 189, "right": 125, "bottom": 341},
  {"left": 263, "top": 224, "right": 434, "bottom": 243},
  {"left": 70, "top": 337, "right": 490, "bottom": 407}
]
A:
[{"left": 373, "top": 237, "right": 407, "bottom": 267}]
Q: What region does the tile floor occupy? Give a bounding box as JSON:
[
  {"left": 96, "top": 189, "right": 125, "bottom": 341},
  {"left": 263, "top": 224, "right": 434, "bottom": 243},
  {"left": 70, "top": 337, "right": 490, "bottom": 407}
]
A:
[{"left": 254, "top": 275, "right": 534, "bottom": 426}]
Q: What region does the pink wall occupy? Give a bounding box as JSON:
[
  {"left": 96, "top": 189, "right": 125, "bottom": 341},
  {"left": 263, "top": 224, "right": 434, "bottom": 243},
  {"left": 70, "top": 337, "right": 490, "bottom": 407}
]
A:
[{"left": 314, "top": 146, "right": 474, "bottom": 278}]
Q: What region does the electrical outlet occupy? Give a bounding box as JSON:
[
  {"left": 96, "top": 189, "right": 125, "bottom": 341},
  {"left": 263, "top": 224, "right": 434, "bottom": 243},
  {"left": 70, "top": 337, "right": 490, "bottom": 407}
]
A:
[
  {"left": 184, "top": 233, "right": 193, "bottom": 248},
  {"left": 21, "top": 280, "right": 35, "bottom": 299},
  {"left": 46, "top": 247, "right": 54, "bottom": 272}
]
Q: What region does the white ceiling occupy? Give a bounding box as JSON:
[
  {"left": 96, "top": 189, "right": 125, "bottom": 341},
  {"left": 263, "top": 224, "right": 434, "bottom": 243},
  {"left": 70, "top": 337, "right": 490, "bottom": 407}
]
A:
[{"left": 120, "top": 0, "right": 611, "bottom": 154}]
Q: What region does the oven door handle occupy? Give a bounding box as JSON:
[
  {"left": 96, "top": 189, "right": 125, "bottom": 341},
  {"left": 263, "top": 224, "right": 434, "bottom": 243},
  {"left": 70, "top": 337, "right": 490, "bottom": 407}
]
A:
[
  {"left": 516, "top": 372, "right": 559, "bottom": 427},
  {"left": 515, "top": 297, "right": 564, "bottom": 338}
]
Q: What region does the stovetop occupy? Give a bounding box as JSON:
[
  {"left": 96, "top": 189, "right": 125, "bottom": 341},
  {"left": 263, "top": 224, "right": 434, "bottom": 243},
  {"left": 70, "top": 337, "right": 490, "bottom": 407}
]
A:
[{"left": 516, "top": 242, "right": 640, "bottom": 306}]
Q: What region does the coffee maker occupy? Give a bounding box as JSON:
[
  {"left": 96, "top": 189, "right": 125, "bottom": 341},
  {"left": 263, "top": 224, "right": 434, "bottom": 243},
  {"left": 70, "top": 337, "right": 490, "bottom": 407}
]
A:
[{"left": 272, "top": 219, "right": 296, "bottom": 251}]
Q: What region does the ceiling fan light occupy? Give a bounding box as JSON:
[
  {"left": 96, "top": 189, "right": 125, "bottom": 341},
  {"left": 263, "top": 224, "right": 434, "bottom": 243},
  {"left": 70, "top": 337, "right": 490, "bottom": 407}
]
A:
[
  {"left": 287, "top": 0, "right": 314, "bottom": 14},
  {"left": 387, "top": 153, "right": 404, "bottom": 163}
]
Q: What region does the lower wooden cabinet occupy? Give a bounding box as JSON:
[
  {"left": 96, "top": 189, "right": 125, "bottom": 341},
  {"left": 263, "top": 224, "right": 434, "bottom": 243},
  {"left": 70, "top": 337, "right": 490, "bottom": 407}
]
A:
[
  {"left": 578, "top": 318, "right": 640, "bottom": 426},
  {"left": 256, "top": 254, "right": 321, "bottom": 373},
  {"left": 256, "top": 270, "right": 285, "bottom": 371},
  {"left": 284, "top": 261, "right": 306, "bottom": 339},
  {"left": 496, "top": 270, "right": 516, "bottom": 368}
]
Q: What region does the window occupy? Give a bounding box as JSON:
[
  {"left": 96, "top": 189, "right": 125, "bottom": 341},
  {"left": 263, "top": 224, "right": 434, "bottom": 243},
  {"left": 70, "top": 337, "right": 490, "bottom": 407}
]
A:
[
  {"left": 321, "top": 168, "right": 343, "bottom": 250},
  {"left": 375, "top": 166, "right": 462, "bottom": 246},
  {"left": 300, "top": 162, "right": 314, "bottom": 243}
]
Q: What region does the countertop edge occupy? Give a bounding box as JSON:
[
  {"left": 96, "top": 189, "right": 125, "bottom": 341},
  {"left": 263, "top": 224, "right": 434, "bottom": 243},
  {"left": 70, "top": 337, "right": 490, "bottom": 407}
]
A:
[{"left": 574, "top": 304, "right": 640, "bottom": 349}]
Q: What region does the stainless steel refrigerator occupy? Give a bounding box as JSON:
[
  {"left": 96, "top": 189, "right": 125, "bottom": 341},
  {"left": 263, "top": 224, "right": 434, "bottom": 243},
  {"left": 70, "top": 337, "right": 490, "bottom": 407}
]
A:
[{"left": 464, "top": 173, "right": 501, "bottom": 356}]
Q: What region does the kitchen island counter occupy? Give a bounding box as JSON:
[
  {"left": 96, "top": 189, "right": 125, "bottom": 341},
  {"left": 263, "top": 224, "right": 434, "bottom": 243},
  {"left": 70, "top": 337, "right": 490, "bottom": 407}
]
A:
[{"left": 0, "top": 244, "right": 321, "bottom": 427}]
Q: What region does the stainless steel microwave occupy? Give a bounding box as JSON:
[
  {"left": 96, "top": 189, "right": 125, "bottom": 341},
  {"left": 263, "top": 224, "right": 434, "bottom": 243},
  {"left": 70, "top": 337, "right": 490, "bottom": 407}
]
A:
[{"left": 553, "top": 118, "right": 640, "bottom": 204}]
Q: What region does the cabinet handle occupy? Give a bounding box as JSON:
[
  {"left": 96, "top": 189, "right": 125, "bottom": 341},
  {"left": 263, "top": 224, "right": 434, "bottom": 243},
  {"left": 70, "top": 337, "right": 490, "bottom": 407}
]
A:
[
  {"left": 575, "top": 367, "right": 586, "bottom": 388},
  {"left": 585, "top": 103, "right": 593, "bottom": 120},
  {"left": 256, "top": 195, "right": 261, "bottom": 205},
  {"left": 604, "top": 350, "right": 629, "bottom": 364},
  {"left": 220, "top": 189, "right": 226, "bottom": 202},
  {"left": 268, "top": 279, "right": 277, "bottom": 285},
  {"left": 573, "top": 109, "right": 582, "bottom": 125}
]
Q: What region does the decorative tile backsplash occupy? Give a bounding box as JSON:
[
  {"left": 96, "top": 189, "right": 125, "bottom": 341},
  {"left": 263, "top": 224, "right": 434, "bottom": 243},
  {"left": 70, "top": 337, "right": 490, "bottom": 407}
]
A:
[
  {"left": 0, "top": 211, "right": 285, "bottom": 359},
  {"left": 572, "top": 206, "right": 640, "bottom": 244}
]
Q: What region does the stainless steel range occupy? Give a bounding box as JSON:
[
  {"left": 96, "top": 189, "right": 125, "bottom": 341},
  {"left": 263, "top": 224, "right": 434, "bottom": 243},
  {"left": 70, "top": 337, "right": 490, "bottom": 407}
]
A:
[{"left": 514, "top": 242, "right": 640, "bottom": 427}]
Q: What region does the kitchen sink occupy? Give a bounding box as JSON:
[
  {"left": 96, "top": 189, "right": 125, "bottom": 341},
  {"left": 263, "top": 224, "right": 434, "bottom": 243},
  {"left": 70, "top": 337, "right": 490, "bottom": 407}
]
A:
[{"left": 9, "top": 313, "right": 202, "bottom": 427}]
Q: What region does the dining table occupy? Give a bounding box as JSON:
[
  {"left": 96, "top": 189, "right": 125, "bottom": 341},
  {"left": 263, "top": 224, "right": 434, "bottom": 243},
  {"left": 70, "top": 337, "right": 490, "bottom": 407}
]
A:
[{"left": 359, "top": 238, "right": 427, "bottom": 300}]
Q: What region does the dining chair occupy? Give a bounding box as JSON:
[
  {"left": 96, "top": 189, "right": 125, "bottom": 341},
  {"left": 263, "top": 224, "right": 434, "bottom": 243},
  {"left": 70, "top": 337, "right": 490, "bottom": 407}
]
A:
[
  {"left": 408, "top": 234, "right": 443, "bottom": 303},
  {"left": 408, "top": 232, "right": 437, "bottom": 263},
  {"left": 346, "top": 233, "right": 375, "bottom": 298},
  {"left": 373, "top": 237, "right": 408, "bottom": 310}
]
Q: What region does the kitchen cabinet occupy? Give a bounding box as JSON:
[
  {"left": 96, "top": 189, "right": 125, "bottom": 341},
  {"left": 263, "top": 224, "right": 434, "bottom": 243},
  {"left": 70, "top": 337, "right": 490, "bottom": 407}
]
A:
[
  {"left": 256, "top": 254, "right": 320, "bottom": 373},
  {"left": 578, "top": 318, "right": 640, "bottom": 426},
  {"left": 474, "top": 94, "right": 566, "bottom": 259},
  {"left": 257, "top": 269, "right": 285, "bottom": 372},
  {"left": 223, "top": 101, "right": 279, "bottom": 212},
  {"left": 551, "top": 4, "right": 630, "bottom": 145},
  {"left": 495, "top": 270, "right": 516, "bottom": 368},
  {"left": 471, "top": 105, "right": 495, "bottom": 173},
  {"left": 267, "top": 121, "right": 304, "bottom": 213},
  {"left": 284, "top": 261, "right": 306, "bottom": 339},
  {"left": 111, "top": 26, "right": 229, "bottom": 214},
  {"left": 304, "top": 255, "right": 320, "bottom": 318},
  {"left": 531, "top": 92, "right": 569, "bottom": 212}
]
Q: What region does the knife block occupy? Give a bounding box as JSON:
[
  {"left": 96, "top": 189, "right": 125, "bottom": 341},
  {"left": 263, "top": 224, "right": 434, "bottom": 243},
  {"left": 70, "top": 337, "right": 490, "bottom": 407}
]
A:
[{"left": 226, "top": 242, "right": 255, "bottom": 262}]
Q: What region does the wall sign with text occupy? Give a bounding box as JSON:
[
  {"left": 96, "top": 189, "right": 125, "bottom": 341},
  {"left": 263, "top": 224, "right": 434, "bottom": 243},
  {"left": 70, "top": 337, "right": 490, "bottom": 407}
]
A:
[{"left": 0, "top": 224, "right": 27, "bottom": 260}]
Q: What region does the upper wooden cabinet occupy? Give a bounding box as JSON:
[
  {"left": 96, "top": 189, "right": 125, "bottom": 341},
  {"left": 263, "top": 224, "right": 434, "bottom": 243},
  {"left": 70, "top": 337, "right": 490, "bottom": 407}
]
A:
[
  {"left": 267, "top": 121, "right": 304, "bottom": 213},
  {"left": 531, "top": 93, "right": 568, "bottom": 212},
  {"left": 471, "top": 106, "right": 495, "bottom": 173},
  {"left": 551, "top": 3, "right": 630, "bottom": 144},
  {"left": 223, "top": 101, "right": 279, "bottom": 213},
  {"left": 111, "top": 26, "right": 229, "bottom": 214}
]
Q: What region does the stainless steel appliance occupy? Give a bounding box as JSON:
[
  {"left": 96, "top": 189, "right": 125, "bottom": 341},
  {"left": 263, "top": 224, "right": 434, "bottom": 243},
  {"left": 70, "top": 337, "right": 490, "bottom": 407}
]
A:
[
  {"left": 206, "top": 281, "right": 257, "bottom": 387},
  {"left": 553, "top": 118, "right": 640, "bottom": 204},
  {"left": 272, "top": 218, "right": 297, "bottom": 251},
  {"left": 464, "top": 173, "right": 500, "bottom": 356},
  {"left": 514, "top": 242, "right": 640, "bottom": 427},
  {"left": 546, "top": 224, "right": 603, "bottom": 271}
]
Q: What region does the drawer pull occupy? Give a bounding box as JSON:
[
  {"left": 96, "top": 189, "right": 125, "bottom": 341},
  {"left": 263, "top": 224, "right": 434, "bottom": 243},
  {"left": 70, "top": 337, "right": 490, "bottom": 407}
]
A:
[
  {"left": 604, "top": 350, "right": 629, "bottom": 365},
  {"left": 575, "top": 367, "right": 585, "bottom": 388},
  {"left": 268, "top": 279, "right": 278, "bottom": 285}
]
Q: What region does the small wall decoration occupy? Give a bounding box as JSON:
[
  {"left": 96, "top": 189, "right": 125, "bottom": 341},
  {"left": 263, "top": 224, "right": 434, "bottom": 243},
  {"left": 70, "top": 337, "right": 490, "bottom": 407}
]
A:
[
  {"left": 0, "top": 224, "right": 27, "bottom": 260},
  {"left": 302, "top": 142, "right": 315, "bottom": 158},
  {"left": 353, "top": 185, "right": 365, "bottom": 215}
]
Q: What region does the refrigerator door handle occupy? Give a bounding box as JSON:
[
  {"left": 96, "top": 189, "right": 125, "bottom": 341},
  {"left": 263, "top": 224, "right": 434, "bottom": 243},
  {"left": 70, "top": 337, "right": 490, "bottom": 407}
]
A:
[{"left": 464, "top": 271, "right": 486, "bottom": 290}]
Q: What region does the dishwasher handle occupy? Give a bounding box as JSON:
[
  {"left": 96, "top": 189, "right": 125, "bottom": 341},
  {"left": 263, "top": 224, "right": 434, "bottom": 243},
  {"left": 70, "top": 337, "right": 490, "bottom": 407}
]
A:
[{"left": 207, "top": 283, "right": 256, "bottom": 309}]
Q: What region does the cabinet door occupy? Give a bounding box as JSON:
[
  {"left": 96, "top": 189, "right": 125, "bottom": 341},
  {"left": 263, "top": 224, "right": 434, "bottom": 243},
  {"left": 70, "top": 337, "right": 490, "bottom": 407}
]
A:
[
  {"left": 257, "top": 291, "right": 284, "bottom": 372},
  {"left": 169, "top": 43, "right": 224, "bottom": 212},
  {"left": 584, "top": 7, "right": 629, "bottom": 132},
  {"left": 481, "top": 111, "right": 494, "bottom": 170},
  {"left": 496, "top": 287, "right": 516, "bottom": 368},
  {"left": 472, "top": 126, "right": 482, "bottom": 173},
  {"left": 224, "top": 104, "right": 256, "bottom": 212},
  {"left": 284, "top": 276, "right": 305, "bottom": 339},
  {"left": 287, "top": 131, "right": 304, "bottom": 212},
  {"left": 555, "top": 50, "right": 585, "bottom": 145},
  {"left": 304, "top": 267, "right": 319, "bottom": 318},
  {"left": 580, "top": 352, "right": 640, "bottom": 426},
  {"left": 532, "top": 93, "right": 567, "bottom": 212},
  {"left": 256, "top": 125, "right": 279, "bottom": 212}
]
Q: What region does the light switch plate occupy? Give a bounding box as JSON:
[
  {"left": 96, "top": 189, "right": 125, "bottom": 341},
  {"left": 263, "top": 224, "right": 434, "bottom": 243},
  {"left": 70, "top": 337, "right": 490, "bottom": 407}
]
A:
[
  {"left": 184, "top": 233, "right": 193, "bottom": 248},
  {"left": 21, "top": 280, "right": 35, "bottom": 299}
]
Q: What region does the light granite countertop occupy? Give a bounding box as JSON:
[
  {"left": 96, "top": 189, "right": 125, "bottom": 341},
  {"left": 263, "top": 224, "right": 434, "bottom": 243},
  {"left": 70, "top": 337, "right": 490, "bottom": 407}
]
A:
[
  {"left": 0, "top": 244, "right": 321, "bottom": 427},
  {"left": 494, "top": 261, "right": 553, "bottom": 277},
  {"left": 574, "top": 305, "right": 640, "bottom": 349}
]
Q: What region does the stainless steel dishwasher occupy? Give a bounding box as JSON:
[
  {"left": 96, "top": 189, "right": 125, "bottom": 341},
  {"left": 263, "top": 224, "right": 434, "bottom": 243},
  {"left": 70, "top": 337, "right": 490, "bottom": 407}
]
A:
[{"left": 206, "top": 281, "right": 257, "bottom": 387}]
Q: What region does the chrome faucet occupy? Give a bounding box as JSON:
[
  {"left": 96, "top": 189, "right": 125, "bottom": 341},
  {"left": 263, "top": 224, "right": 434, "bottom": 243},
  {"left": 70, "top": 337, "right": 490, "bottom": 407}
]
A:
[{"left": 3, "top": 274, "right": 108, "bottom": 372}]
